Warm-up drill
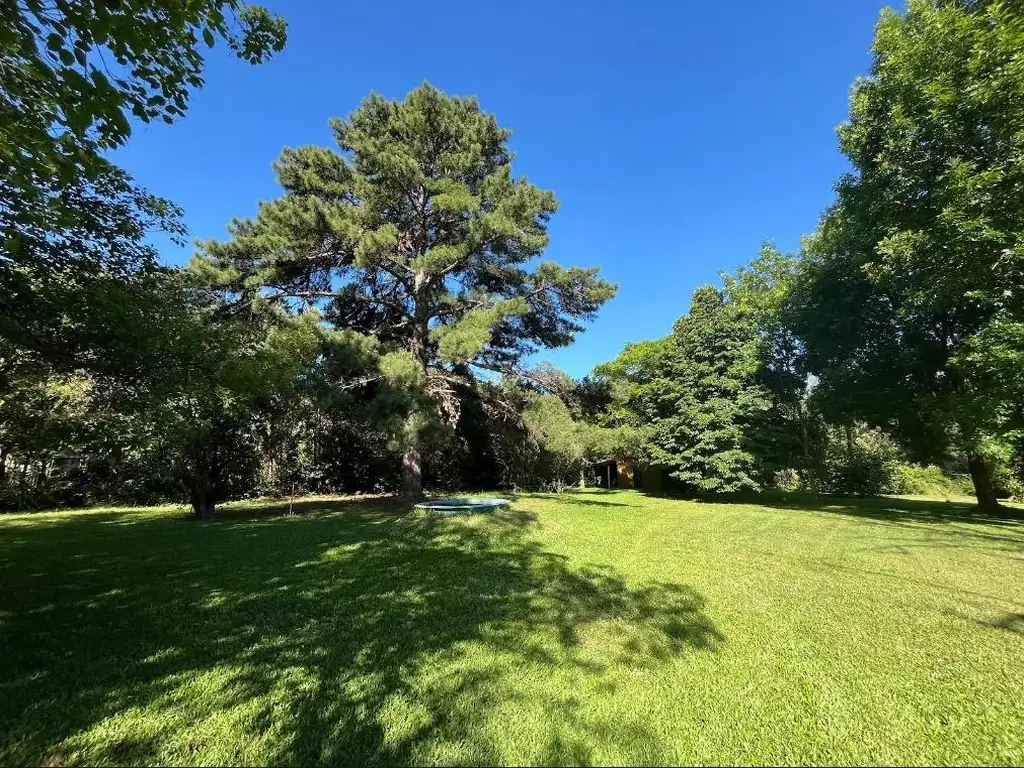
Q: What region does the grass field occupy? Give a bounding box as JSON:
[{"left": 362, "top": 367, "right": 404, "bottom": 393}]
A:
[{"left": 1, "top": 490, "right": 1022, "bottom": 766}]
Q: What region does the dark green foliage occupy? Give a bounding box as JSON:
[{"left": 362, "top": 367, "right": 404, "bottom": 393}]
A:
[
  {"left": 598, "top": 286, "right": 773, "bottom": 493},
  {"left": 0, "top": 164, "right": 186, "bottom": 373},
  {"left": 818, "top": 426, "right": 901, "bottom": 497},
  {"left": 572, "top": 374, "right": 615, "bottom": 422},
  {"left": 55, "top": 271, "right": 326, "bottom": 517},
  {"left": 10, "top": 1, "right": 1023, "bottom": 514},
  {"left": 1, "top": 0, "right": 286, "bottom": 374},
  {"left": 0, "top": 337, "right": 615, "bottom": 511},
  {"left": 788, "top": 0, "right": 1024, "bottom": 510},
  {"left": 423, "top": 379, "right": 503, "bottom": 491},
  {"left": 890, "top": 463, "right": 975, "bottom": 499},
  {"left": 723, "top": 245, "right": 814, "bottom": 486},
  {"left": 1, "top": 0, "right": 286, "bottom": 192},
  {"left": 661, "top": 287, "right": 770, "bottom": 492},
  {"left": 0, "top": 361, "right": 90, "bottom": 509}
]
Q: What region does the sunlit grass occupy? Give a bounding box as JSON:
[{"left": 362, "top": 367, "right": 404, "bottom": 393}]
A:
[{"left": 1, "top": 491, "right": 1022, "bottom": 765}]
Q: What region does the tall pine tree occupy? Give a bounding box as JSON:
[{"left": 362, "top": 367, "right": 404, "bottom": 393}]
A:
[{"left": 198, "top": 84, "right": 615, "bottom": 496}]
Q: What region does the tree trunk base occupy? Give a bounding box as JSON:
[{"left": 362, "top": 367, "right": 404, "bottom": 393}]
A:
[
  {"left": 401, "top": 443, "right": 423, "bottom": 500},
  {"left": 967, "top": 453, "right": 1002, "bottom": 514},
  {"left": 191, "top": 486, "right": 216, "bottom": 519}
]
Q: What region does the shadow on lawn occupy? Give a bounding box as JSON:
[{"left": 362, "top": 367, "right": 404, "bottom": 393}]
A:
[
  {"left": 749, "top": 494, "right": 1024, "bottom": 554},
  {"left": 0, "top": 497, "right": 721, "bottom": 765},
  {"left": 528, "top": 492, "right": 641, "bottom": 509},
  {"left": 649, "top": 490, "right": 1024, "bottom": 541},
  {"left": 979, "top": 611, "right": 1024, "bottom": 635},
  {"left": 677, "top": 489, "right": 1020, "bottom": 524}
]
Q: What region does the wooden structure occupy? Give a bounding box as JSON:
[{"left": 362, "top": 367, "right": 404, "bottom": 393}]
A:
[{"left": 590, "top": 459, "right": 662, "bottom": 491}]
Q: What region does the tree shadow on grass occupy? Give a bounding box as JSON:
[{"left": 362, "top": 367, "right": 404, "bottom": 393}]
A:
[
  {"left": 0, "top": 498, "right": 721, "bottom": 766},
  {"left": 651, "top": 490, "right": 1024, "bottom": 544},
  {"left": 209, "top": 494, "right": 409, "bottom": 521},
  {"left": 713, "top": 490, "right": 1024, "bottom": 525},
  {"left": 978, "top": 611, "right": 1024, "bottom": 634},
  {"left": 755, "top": 495, "right": 1024, "bottom": 554},
  {"left": 528, "top": 492, "right": 641, "bottom": 509}
]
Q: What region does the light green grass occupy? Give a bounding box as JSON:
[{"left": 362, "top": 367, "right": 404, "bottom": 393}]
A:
[{"left": 1, "top": 491, "right": 1022, "bottom": 765}]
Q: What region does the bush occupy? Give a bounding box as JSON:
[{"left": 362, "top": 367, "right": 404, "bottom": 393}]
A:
[
  {"left": 817, "top": 426, "right": 900, "bottom": 496},
  {"left": 990, "top": 462, "right": 1024, "bottom": 501},
  {"left": 890, "top": 464, "right": 974, "bottom": 498},
  {"left": 823, "top": 449, "right": 895, "bottom": 496},
  {"left": 772, "top": 468, "right": 802, "bottom": 492}
]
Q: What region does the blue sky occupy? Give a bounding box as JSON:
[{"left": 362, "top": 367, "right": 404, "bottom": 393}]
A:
[{"left": 114, "top": 0, "right": 889, "bottom": 377}]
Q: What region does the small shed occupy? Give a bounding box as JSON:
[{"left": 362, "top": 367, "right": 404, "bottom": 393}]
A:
[{"left": 590, "top": 459, "right": 662, "bottom": 491}]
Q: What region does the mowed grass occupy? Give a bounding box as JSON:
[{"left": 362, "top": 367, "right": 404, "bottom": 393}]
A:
[{"left": 1, "top": 491, "right": 1022, "bottom": 766}]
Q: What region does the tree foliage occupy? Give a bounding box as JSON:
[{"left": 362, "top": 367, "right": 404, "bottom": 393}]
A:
[
  {"left": 2, "top": 0, "right": 286, "bottom": 189},
  {"left": 199, "top": 83, "right": 616, "bottom": 496},
  {"left": 597, "top": 286, "right": 774, "bottom": 493},
  {"left": 1, "top": 0, "right": 287, "bottom": 372},
  {"left": 789, "top": 0, "right": 1024, "bottom": 510},
  {"left": 6, "top": 3, "right": 1021, "bottom": 516}
]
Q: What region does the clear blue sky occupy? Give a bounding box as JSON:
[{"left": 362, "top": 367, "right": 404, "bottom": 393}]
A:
[{"left": 114, "top": 0, "right": 889, "bottom": 377}]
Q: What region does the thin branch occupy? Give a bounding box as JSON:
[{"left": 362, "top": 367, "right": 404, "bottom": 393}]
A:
[
  {"left": 337, "top": 374, "right": 383, "bottom": 391},
  {"left": 468, "top": 360, "right": 553, "bottom": 389}
]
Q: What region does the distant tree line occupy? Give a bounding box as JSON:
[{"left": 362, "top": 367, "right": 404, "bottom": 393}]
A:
[{"left": 2, "top": 0, "right": 1022, "bottom": 515}]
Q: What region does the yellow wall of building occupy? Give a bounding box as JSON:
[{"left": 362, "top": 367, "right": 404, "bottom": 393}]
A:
[{"left": 616, "top": 461, "right": 634, "bottom": 489}]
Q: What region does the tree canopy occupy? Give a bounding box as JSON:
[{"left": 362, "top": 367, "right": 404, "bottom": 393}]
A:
[
  {"left": 199, "top": 83, "right": 616, "bottom": 496},
  {"left": 596, "top": 286, "right": 778, "bottom": 493},
  {"left": 1, "top": 0, "right": 287, "bottom": 372},
  {"left": 2, "top": 1, "right": 1021, "bottom": 516},
  {"left": 788, "top": 0, "right": 1024, "bottom": 510}
]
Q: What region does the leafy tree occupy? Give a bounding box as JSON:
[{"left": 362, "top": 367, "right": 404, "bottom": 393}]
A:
[
  {"left": 522, "top": 394, "right": 588, "bottom": 490},
  {"left": 599, "top": 286, "right": 771, "bottom": 494},
  {"left": 199, "top": 84, "right": 616, "bottom": 497},
  {"left": 75, "top": 270, "right": 323, "bottom": 517},
  {"left": 818, "top": 424, "right": 902, "bottom": 497},
  {"left": 0, "top": 360, "right": 93, "bottom": 508},
  {"left": 2, "top": 0, "right": 286, "bottom": 194},
  {"left": 171, "top": 307, "right": 323, "bottom": 518},
  {"left": 723, "top": 244, "right": 818, "bottom": 489},
  {"left": 521, "top": 391, "right": 633, "bottom": 492},
  {"left": 592, "top": 336, "right": 674, "bottom": 435},
  {"left": 790, "top": 0, "right": 1024, "bottom": 511},
  {"left": 656, "top": 287, "right": 771, "bottom": 492},
  {"left": 573, "top": 374, "right": 615, "bottom": 422},
  {"left": 0, "top": 168, "right": 186, "bottom": 371},
  {"left": 1, "top": 0, "right": 287, "bottom": 370}
]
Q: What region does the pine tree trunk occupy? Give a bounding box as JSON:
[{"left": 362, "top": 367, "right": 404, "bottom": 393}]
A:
[
  {"left": 402, "top": 272, "right": 430, "bottom": 501},
  {"left": 967, "top": 452, "right": 1001, "bottom": 513},
  {"left": 401, "top": 442, "right": 422, "bottom": 499}
]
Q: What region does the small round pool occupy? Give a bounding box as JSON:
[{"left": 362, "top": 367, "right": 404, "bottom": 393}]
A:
[{"left": 414, "top": 497, "right": 510, "bottom": 516}]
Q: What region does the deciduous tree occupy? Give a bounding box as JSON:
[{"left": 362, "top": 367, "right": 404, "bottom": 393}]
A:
[
  {"left": 1, "top": 0, "right": 287, "bottom": 371},
  {"left": 790, "top": 0, "right": 1024, "bottom": 511},
  {"left": 598, "top": 286, "right": 771, "bottom": 493}
]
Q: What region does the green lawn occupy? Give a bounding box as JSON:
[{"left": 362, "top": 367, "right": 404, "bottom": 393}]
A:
[{"left": 1, "top": 491, "right": 1022, "bottom": 766}]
